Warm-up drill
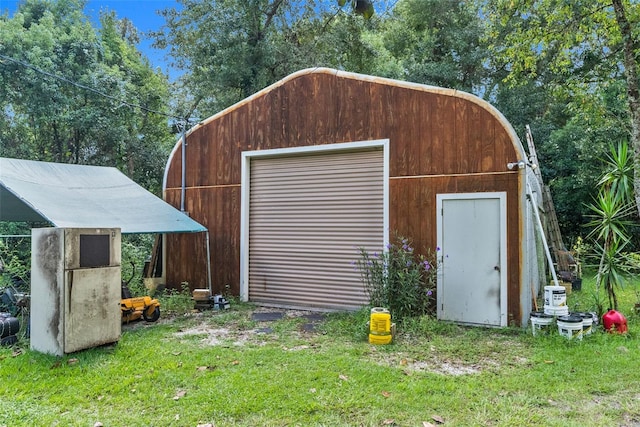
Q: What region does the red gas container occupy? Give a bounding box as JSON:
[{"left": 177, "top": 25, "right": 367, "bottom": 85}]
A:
[{"left": 602, "top": 309, "right": 628, "bottom": 334}]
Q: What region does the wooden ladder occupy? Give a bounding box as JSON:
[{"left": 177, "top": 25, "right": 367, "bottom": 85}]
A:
[{"left": 525, "top": 126, "right": 571, "bottom": 275}]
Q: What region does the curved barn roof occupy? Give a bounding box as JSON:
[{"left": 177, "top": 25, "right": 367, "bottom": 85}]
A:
[{"left": 163, "top": 67, "right": 527, "bottom": 189}]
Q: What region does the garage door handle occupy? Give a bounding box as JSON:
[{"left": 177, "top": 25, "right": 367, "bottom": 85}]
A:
[{"left": 494, "top": 265, "right": 500, "bottom": 272}]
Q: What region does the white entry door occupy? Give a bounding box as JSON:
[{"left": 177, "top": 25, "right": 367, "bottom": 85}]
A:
[{"left": 436, "top": 193, "right": 507, "bottom": 326}]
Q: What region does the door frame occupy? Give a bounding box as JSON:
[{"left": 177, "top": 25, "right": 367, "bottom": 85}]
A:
[{"left": 436, "top": 192, "right": 508, "bottom": 326}]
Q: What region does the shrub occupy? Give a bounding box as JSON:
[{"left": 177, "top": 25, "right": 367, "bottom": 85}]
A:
[{"left": 354, "top": 235, "right": 438, "bottom": 322}]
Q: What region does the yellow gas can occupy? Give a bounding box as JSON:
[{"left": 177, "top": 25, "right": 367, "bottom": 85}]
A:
[{"left": 369, "top": 307, "right": 392, "bottom": 345}]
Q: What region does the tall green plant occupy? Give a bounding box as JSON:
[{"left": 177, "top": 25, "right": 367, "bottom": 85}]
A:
[
  {"left": 354, "top": 235, "right": 438, "bottom": 322},
  {"left": 587, "top": 142, "right": 637, "bottom": 312}
]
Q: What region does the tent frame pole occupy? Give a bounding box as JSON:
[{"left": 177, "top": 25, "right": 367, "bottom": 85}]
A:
[{"left": 205, "top": 231, "right": 212, "bottom": 294}]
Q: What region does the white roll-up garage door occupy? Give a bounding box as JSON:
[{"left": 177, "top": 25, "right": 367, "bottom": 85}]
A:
[{"left": 248, "top": 148, "right": 384, "bottom": 310}]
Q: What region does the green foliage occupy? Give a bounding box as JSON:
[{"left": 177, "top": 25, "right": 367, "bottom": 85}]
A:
[
  {"left": 154, "top": 0, "right": 396, "bottom": 117},
  {"left": 380, "top": 0, "right": 489, "bottom": 92},
  {"left": 0, "top": 223, "right": 33, "bottom": 291},
  {"left": 587, "top": 141, "right": 638, "bottom": 312},
  {"left": 119, "top": 234, "right": 155, "bottom": 297},
  {"left": 355, "top": 235, "right": 437, "bottom": 322},
  {"left": 0, "top": 0, "right": 174, "bottom": 194},
  {"left": 483, "top": 0, "right": 640, "bottom": 219},
  {"left": 156, "top": 282, "right": 194, "bottom": 314}
]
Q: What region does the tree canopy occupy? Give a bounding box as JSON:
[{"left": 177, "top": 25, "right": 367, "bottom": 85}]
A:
[{"left": 0, "top": 0, "right": 174, "bottom": 194}]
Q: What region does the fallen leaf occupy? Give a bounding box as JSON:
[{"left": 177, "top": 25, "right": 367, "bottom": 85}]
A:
[
  {"left": 12, "top": 349, "right": 22, "bottom": 357},
  {"left": 309, "top": 388, "right": 317, "bottom": 393},
  {"left": 339, "top": 374, "right": 348, "bottom": 381},
  {"left": 173, "top": 389, "right": 187, "bottom": 400},
  {"left": 432, "top": 415, "right": 445, "bottom": 424},
  {"left": 400, "top": 359, "right": 408, "bottom": 366},
  {"left": 97, "top": 395, "right": 104, "bottom": 401},
  {"left": 381, "top": 391, "right": 391, "bottom": 398},
  {"left": 544, "top": 360, "right": 554, "bottom": 364},
  {"left": 423, "top": 422, "right": 436, "bottom": 427},
  {"left": 197, "top": 366, "right": 217, "bottom": 371},
  {"left": 197, "top": 424, "right": 214, "bottom": 427},
  {"left": 172, "top": 351, "right": 182, "bottom": 356},
  {"left": 67, "top": 358, "right": 79, "bottom": 365},
  {"left": 382, "top": 419, "right": 395, "bottom": 425},
  {"left": 231, "top": 360, "right": 240, "bottom": 365},
  {"left": 94, "top": 422, "right": 103, "bottom": 427},
  {"left": 175, "top": 414, "right": 180, "bottom": 421},
  {"left": 50, "top": 361, "right": 62, "bottom": 369}
]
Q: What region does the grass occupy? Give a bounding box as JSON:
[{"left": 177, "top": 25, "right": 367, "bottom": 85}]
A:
[{"left": 1, "top": 275, "right": 640, "bottom": 426}]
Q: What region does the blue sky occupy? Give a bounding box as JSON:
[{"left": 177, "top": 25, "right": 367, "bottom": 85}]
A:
[{"left": 0, "top": 0, "right": 180, "bottom": 79}]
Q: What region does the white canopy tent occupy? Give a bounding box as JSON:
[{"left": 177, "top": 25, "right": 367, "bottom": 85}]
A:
[
  {"left": 0, "top": 157, "right": 209, "bottom": 288},
  {"left": 0, "top": 157, "right": 205, "bottom": 233}
]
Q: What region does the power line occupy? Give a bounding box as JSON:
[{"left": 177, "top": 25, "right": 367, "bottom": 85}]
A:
[{"left": 0, "top": 52, "right": 187, "bottom": 122}]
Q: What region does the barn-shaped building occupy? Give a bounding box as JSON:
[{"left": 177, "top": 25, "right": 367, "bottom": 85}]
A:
[{"left": 162, "top": 68, "right": 546, "bottom": 327}]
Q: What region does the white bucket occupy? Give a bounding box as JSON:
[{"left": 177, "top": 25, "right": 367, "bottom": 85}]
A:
[
  {"left": 530, "top": 311, "right": 554, "bottom": 336},
  {"left": 557, "top": 314, "right": 583, "bottom": 340},
  {"left": 544, "top": 285, "right": 568, "bottom": 316},
  {"left": 576, "top": 312, "right": 594, "bottom": 336}
]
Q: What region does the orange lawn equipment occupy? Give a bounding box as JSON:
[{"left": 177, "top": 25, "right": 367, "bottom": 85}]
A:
[
  {"left": 121, "top": 294, "right": 160, "bottom": 323},
  {"left": 120, "top": 263, "right": 160, "bottom": 323}
]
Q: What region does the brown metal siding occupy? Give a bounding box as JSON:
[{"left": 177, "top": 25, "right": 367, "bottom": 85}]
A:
[
  {"left": 248, "top": 149, "right": 384, "bottom": 310},
  {"left": 163, "top": 69, "right": 523, "bottom": 322}
]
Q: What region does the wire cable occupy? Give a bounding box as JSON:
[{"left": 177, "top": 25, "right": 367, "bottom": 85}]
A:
[{"left": 0, "top": 52, "right": 188, "bottom": 122}]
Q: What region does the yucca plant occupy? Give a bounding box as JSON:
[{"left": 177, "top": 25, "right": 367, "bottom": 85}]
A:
[{"left": 586, "top": 142, "right": 637, "bottom": 313}]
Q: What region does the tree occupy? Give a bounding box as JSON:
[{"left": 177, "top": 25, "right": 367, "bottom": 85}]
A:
[
  {"left": 154, "top": 0, "right": 392, "bottom": 118},
  {"left": 0, "top": 0, "right": 174, "bottom": 194},
  {"left": 484, "top": 0, "right": 640, "bottom": 217},
  {"left": 378, "top": 0, "right": 490, "bottom": 93}
]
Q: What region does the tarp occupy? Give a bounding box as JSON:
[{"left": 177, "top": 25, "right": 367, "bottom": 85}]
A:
[{"left": 0, "top": 157, "right": 206, "bottom": 234}]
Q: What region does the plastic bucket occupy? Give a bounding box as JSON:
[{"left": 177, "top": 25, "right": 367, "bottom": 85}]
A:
[
  {"left": 557, "top": 314, "right": 583, "bottom": 340},
  {"left": 544, "top": 285, "right": 568, "bottom": 316},
  {"left": 530, "top": 311, "right": 554, "bottom": 336},
  {"left": 0, "top": 313, "right": 20, "bottom": 338},
  {"left": 369, "top": 307, "right": 392, "bottom": 345},
  {"left": 576, "top": 312, "right": 594, "bottom": 336}
]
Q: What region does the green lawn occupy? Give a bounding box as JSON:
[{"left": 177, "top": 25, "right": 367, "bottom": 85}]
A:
[{"left": 1, "top": 275, "right": 639, "bottom": 427}]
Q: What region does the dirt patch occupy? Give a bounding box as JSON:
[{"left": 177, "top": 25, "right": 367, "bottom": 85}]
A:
[
  {"left": 160, "top": 309, "right": 525, "bottom": 377},
  {"left": 174, "top": 325, "right": 254, "bottom": 346},
  {"left": 170, "top": 308, "right": 325, "bottom": 347}
]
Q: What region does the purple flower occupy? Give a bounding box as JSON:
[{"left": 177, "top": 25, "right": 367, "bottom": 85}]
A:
[
  {"left": 427, "top": 290, "right": 433, "bottom": 296},
  {"left": 373, "top": 252, "right": 379, "bottom": 258},
  {"left": 423, "top": 260, "right": 431, "bottom": 271},
  {"left": 436, "top": 246, "right": 441, "bottom": 252}
]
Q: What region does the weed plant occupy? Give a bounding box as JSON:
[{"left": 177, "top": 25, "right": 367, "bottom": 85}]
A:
[{"left": 355, "top": 235, "right": 438, "bottom": 322}]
